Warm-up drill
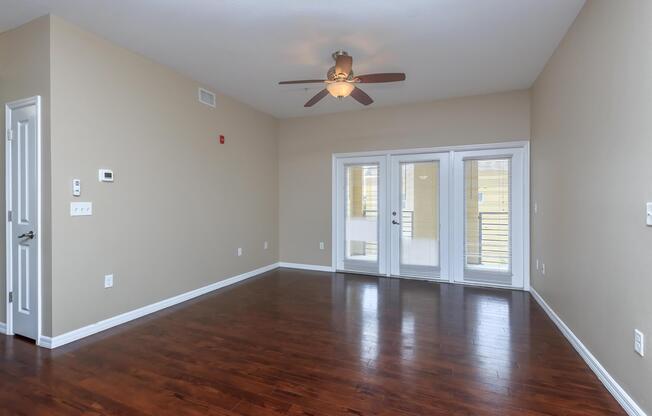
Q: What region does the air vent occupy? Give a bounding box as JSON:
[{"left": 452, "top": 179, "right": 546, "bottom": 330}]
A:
[{"left": 198, "top": 87, "right": 216, "bottom": 108}]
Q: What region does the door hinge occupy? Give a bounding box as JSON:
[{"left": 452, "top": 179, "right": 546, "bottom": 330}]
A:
[
  {"left": 6, "top": 129, "right": 13, "bottom": 141},
  {"left": 8, "top": 292, "right": 13, "bottom": 303},
  {"left": 7, "top": 210, "right": 11, "bottom": 222}
]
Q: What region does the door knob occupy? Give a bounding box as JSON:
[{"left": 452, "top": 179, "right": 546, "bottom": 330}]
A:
[
  {"left": 392, "top": 220, "right": 400, "bottom": 225},
  {"left": 17, "top": 231, "right": 35, "bottom": 240}
]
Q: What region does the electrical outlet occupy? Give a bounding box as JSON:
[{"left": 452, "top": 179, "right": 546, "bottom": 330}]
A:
[
  {"left": 319, "top": 241, "right": 325, "bottom": 250},
  {"left": 541, "top": 263, "right": 546, "bottom": 275},
  {"left": 264, "top": 241, "right": 268, "bottom": 250},
  {"left": 635, "top": 329, "right": 645, "bottom": 357},
  {"left": 104, "top": 274, "right": 114, "bottom": 289},
  {"left": 237, "top": 247, "right": 243, "bottom": 257}
]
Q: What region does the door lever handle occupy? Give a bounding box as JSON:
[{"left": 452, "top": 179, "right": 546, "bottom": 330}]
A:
[
  {"left": 392, "top": 220, "right": 400, "bottom": 225},
  {"left": 17, "top": 231, "right": 35, "bottom": 240}
]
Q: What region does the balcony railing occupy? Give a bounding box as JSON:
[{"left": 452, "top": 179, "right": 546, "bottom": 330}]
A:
[{"left": 478, "top": 211, "right": 510, "bottom": 266}]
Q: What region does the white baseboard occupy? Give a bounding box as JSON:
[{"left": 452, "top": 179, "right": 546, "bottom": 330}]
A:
[
  {"left": 278, "top": 262, "right": 335, "bottom": 272},
  {"left": 38, "top": 263, "right": 280, "bottom": 349},
  {"left": 530, "top": 288, "right": 646, "bottom": 416},
  {"left": 0, "top": 321, "right": 6, "bottom": 335}
]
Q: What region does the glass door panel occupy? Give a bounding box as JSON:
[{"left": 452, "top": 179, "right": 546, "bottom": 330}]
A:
[
  {"left": 390, "top": 154, "right": 448, "bottom": 279},
  {"left": 345, "top": 164, "right": 379, "bottom": 264},
  {"left": 464, "top": 158, "right": 511, "bottom": 283}
]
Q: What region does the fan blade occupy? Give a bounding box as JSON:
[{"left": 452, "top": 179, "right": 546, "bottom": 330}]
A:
[
  {"left": 350, "top": 87, "right": 373, "bottom": 106},
  {"left": 355, "top": 73, "right": 406, "bottom": 83},
  {"left": 304, "top": 89, "right": 329, "bottom": 107},
  {"left": 335, "top": 54, "right": 353, "bottom": 77},
  {"left": 279, "top": 79, "right": 325, "bottom": 85}
]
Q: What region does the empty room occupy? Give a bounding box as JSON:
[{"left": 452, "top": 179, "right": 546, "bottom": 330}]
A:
[{"left": 0, "top": 0, "right": 650, "bottom": 415}]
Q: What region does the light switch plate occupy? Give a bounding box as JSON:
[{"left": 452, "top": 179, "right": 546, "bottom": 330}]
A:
[
  {"left": 635, "top": 329, "right": 645, "bottom": 357},
  {"left": 104, "top": 274, "right": 114, "bottom": 289},
  {"left": 647, "top": 202, "right": 652, "bottom": 226},
  {"left": 70, "top": 202, "right": 92, "bottom": 216}
]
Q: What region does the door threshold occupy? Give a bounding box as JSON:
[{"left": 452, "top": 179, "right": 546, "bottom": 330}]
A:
[{"left": 336, "top": 269, "right": 525, "bottom": 291}]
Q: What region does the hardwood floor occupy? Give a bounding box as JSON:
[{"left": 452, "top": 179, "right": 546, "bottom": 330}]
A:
[{"left": 0, "top": 268, "right": 624, "bottom": 415}]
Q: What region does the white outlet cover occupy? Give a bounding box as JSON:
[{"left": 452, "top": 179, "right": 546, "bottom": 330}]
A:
[
  {"left": 104, "top": 274, "right": 114, "bottom": 288},
  {"left": 264, "top": 241, "right": 268, "bottom": 250},
  {"left": 237, "top": 247, "right": 243, "bottom": 256},
  {"left": 319, "top": 241, "right": 325, "bottom": 250}
]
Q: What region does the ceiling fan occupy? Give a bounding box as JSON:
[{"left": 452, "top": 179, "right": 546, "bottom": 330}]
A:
[{"left": 279, "top": 51, "right": 406, "bottom": 107}]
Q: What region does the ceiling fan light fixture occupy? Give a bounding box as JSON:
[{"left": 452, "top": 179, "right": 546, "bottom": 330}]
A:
[{"left": 326, "top": 81, "right": 355, "bottom": 98}]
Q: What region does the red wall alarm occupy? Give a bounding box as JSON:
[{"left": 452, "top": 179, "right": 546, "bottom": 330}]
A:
[{"left": 219, "top": 135, "right": 225, "bottom": 144}]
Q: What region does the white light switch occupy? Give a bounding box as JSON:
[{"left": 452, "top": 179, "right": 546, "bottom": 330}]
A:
[
  {"left": 70, "top": 202, "right": 92, "bottom": 216},
  {"left": 635, "top": 329, "right": 645, "bottom": 357},
  {"left": 104, "top": 274, "right": 114, "bottom": 288},
  {"left": 647, "top": 202, "right": 652, "bottom": 226}
]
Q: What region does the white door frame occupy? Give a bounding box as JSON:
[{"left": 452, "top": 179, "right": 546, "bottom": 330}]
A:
[
  {"left": 332, "top": 140, "right": 530, "bottom": 291},
  {"left": 4, "top": 95, "right": 43, "bottom": 343}
]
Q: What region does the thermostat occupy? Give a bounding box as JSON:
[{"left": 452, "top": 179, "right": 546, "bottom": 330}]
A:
[
  {"left": 72, "top": 179, "right": 81, "bottom": 196},
  {"left": 98, "top": 169, "right": 114, "bottom": 182}
]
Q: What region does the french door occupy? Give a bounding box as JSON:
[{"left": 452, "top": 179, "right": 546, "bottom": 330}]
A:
[
  {"left": 336, "top": 156, "right": 387, "bottom": 275},
  {"left": 334, "top": 144, "right": 528, "bottom": 289},
  {"left": 389, "top": 153, "right": 449, "bottom": 280}
]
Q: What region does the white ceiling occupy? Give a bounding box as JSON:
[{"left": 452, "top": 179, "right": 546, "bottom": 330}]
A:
[{"left": 1, "top": 0, "right": 584, "bottom": 118}]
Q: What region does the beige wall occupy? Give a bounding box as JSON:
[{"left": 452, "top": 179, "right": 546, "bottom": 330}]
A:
[
  {"left": 0, "top": 16, "right": 51, "bottom": 329},
  {"left": 48, "top": 17, "right": 278, "bottom": 336},
  {"left": 278, "top": 90, "right": 530, "bottom": 266},
  {"left": 531, "top": 0, "right": 652, "bottom": 413}
]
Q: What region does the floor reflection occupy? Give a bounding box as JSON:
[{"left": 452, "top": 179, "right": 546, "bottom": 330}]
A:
[
  {"left": 400, "top": 312, "right": 416, "bottom": 362},
  {"left": 330, "top": 274, "right": 525, "bottom": 389},
  {"left": 471, "top": 292, "right": 512, "bottom": 386},
  {"left": 359, "top": 284, "right": 379, "bottom": 365}
]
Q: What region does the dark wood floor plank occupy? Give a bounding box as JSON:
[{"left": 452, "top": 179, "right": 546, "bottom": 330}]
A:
[{"left": 0, "top": 268, "right": 624, "bottom": 415}]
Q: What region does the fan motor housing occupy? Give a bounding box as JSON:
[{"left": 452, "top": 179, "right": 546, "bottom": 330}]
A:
[{"left": 327, "top": 66, "right": 354, "bottom": 82}]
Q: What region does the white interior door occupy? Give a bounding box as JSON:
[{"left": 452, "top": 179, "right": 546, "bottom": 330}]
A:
[
  {"left": 335, "top": 156, "right": 387, "bottom": 275},
  {"left": 5, "top": 97, "right": 41, "bottom": 340},
  {"left": 389, "top": 153, "right": 449, "bottom": 280},
  {"left": 452, "top": 147, "right": 526, "bottom": 288}
]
